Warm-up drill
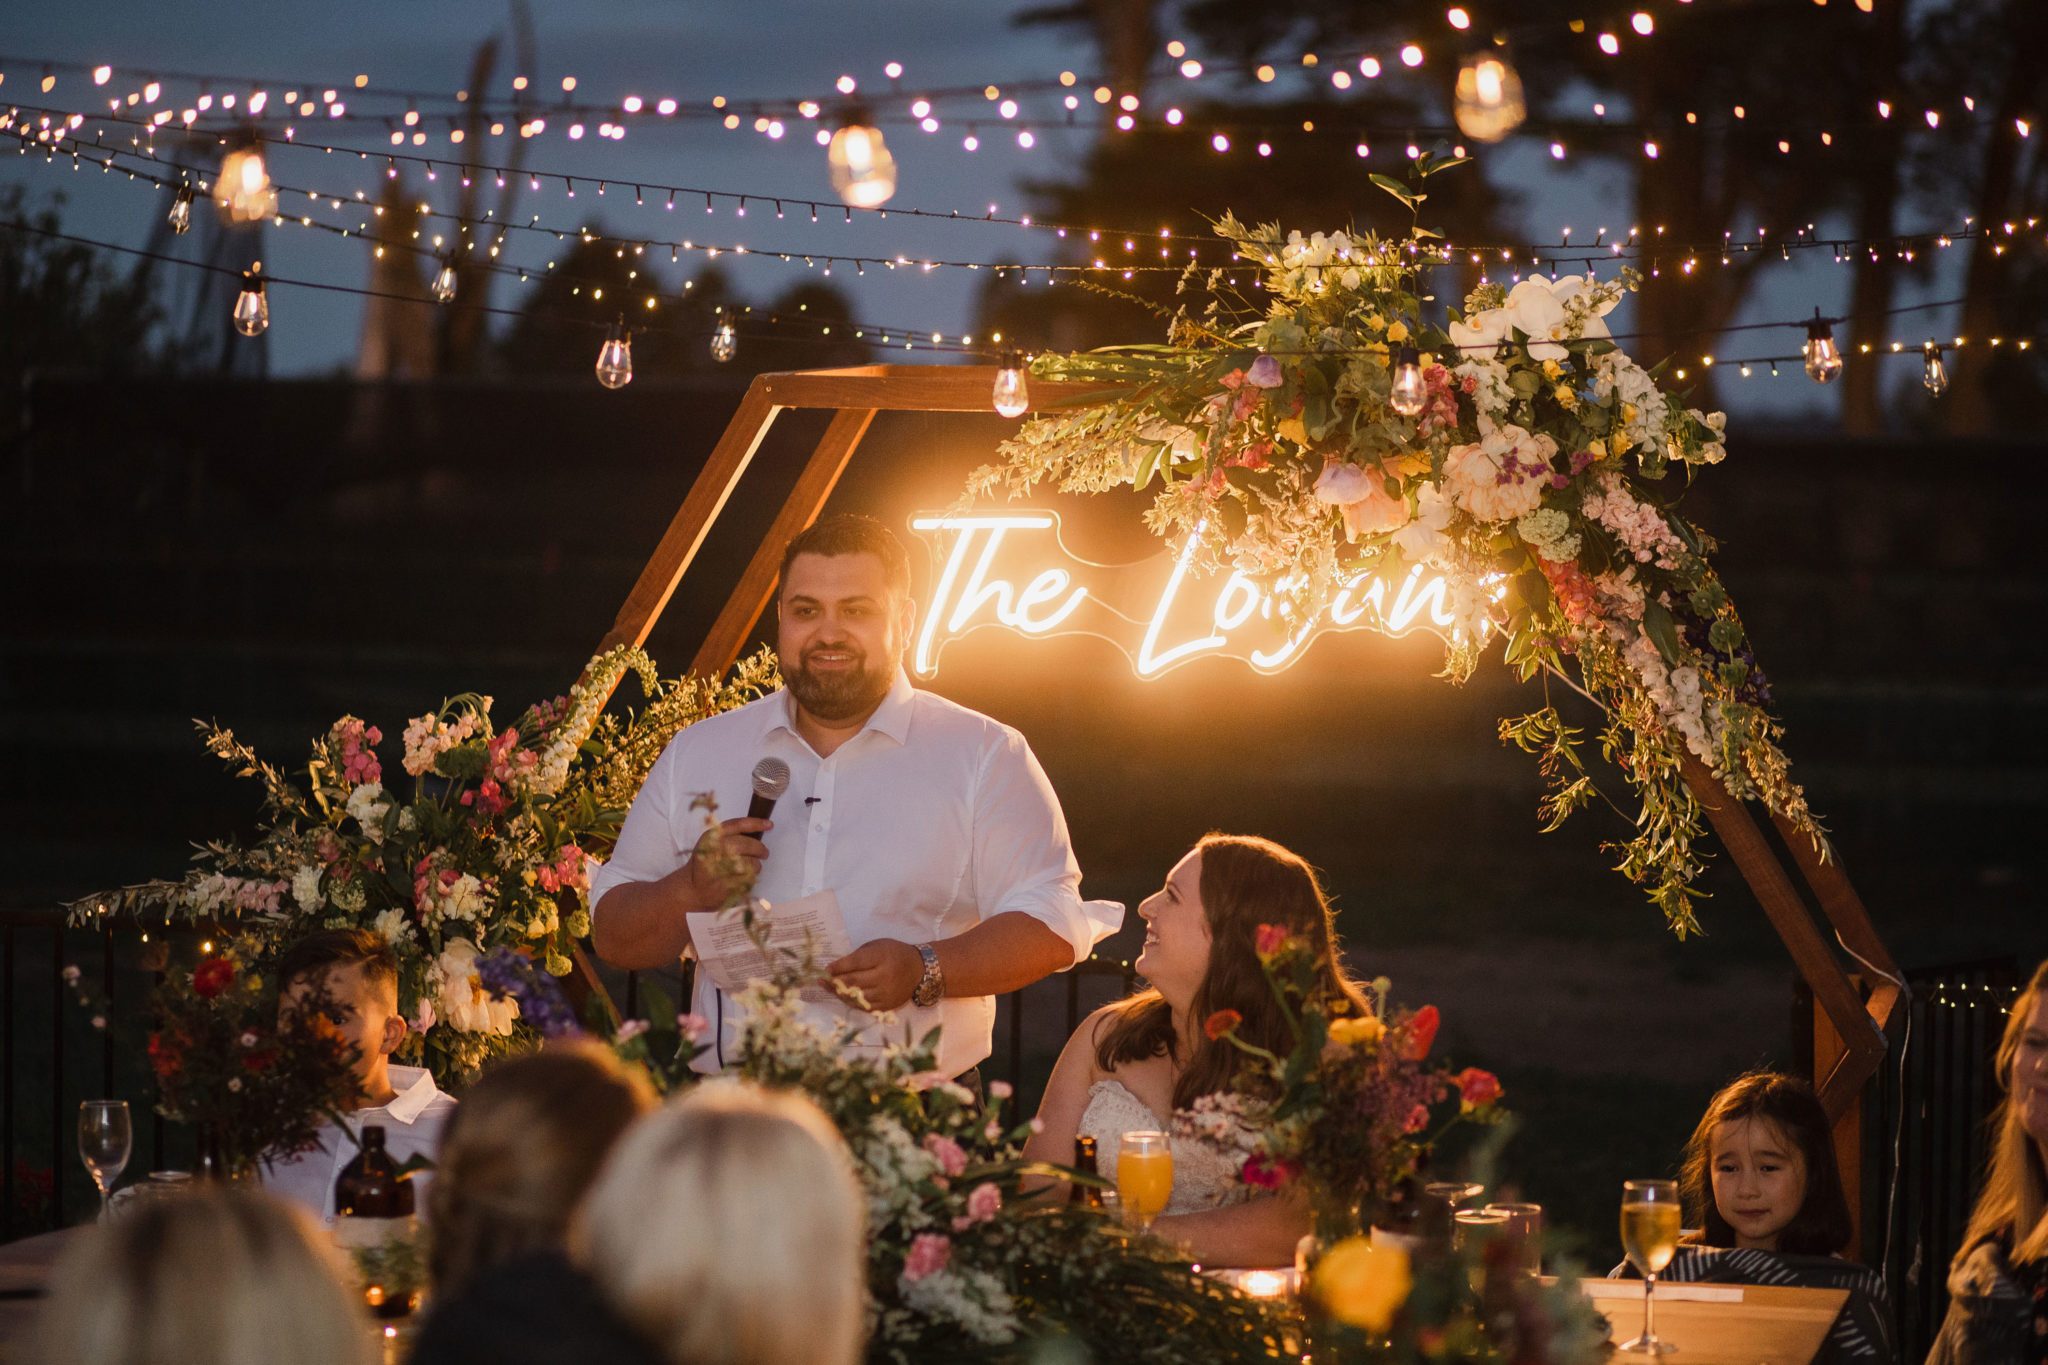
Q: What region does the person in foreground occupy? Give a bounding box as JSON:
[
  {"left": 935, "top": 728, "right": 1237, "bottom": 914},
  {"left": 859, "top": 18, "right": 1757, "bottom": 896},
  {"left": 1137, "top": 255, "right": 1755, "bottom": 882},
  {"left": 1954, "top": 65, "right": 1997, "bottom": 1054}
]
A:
[
  {"left": 408, "top": 1041, "right": 662, "bottom": 1365},
  {"left": 1611, "top": 1070, "right": 1893, "bottom": 1364},
  {"left": 261, "top": 927, "right": 457, "bottom": 1224},
  {"left": 1024, "top": 833, "right": 1370, "bottom": 1268},
  {"left": 574, "top": 1082, "right": 867, "bottom": 1365},
  {"left": 1927, "top": 957, "right": 2048, "bottom": 1365},
  {"left": 589, "top": 514, "right": 1119, "bottom": 1088},
  {"left": 31, "top": 1186, "right": 374, "bottom": 1365}
]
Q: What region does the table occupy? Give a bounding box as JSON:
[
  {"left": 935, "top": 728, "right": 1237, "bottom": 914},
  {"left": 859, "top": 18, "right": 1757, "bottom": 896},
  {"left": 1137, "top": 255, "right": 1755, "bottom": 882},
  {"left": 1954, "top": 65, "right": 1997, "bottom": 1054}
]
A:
[
  {"left": 0, "top": 1227, "right": 76, "bottom": 1362},
  {"left": 1572, "top": 1278, "right": 1849, "bottom": 1365}
]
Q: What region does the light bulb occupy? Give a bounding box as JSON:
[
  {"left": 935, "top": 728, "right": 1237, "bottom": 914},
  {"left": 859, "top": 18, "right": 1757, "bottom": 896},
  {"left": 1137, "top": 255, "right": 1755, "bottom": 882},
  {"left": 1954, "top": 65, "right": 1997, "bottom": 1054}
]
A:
[
  {"left": 213, "top": 139, "right": 275, "bottom": 223},
  {"left": 232, "top": 274, "right": 268, "bottom": 336},
  {"left": 1802, "top": 310, "right": 1843, "bottom": 384},
  {"left": 1388, "top": 345, "right": 1428, "bottom": 416},
  {"left": 1922, "top": 341, "right": 1948, "bottom": 396},
  {"left": 827, "top": 111, "right": 897, "bottom": 208},
  {"left": 1452, "top": 51, "right": 1526, "bottom": 143},
  {"left": 168, "top": 185, "right": 194, "bottom": 235},
  {"left": 710, "top": 311, "right": 738, "bottom": 363},
  {"left": 596, "top": 323, "right": 633, "bottom": 388},
  {"left": 992, "top": 352, "right": 1029, "bottom": 417},
  {"left": 431, "top": 260, "right": 458, "bottom": 304}
]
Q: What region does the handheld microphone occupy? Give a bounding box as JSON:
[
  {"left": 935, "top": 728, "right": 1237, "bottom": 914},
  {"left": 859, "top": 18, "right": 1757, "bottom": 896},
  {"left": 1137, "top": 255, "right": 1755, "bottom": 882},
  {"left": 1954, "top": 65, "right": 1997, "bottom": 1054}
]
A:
[{"left": 748, "top": 757, "right": 791, "bottom": 822}]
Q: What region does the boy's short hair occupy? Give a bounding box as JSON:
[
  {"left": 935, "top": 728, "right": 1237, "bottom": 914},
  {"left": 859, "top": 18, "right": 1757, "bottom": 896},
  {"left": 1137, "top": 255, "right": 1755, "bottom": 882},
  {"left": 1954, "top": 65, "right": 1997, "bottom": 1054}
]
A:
[
  {"left": 777, "top": 514, "right": 912, "bottom": 601},
  {"left": 275, "top": 929, "right": 399, "bottom": 1007}
]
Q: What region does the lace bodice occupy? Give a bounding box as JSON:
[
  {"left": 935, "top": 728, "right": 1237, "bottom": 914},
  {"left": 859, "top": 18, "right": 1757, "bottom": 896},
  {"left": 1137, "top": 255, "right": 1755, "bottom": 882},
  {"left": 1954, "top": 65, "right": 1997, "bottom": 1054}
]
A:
[{"left": 1077, "top": 1079, "right": 1254, "bottom": 1217}]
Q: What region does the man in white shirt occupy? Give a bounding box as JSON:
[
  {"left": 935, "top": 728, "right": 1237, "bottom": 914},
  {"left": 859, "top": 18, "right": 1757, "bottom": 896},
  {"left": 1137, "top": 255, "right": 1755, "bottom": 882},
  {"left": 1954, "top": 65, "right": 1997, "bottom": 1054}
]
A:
[
  {"left": 260, "top": 929, "right": 457, "bottom": 1224},
  {"left": 591, "top": 514, "right": 1120, "bottom": 1083}
]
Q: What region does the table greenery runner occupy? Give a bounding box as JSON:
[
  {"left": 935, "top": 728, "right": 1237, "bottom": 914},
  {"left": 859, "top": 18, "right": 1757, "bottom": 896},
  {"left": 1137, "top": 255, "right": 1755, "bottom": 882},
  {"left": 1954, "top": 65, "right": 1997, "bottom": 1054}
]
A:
[{"left": 969, "top": 159, "right": 1824, "bottom": 935}]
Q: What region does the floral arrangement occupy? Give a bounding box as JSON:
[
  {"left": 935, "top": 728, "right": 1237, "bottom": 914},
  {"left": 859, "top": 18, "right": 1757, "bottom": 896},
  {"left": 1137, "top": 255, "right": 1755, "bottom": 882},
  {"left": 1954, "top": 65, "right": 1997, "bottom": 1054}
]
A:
[
  {"left": 68, "top": 646, "right": 780, "bottom": 1080},
  {"left": 131, "top": 936, "right": 361, "bottom": 1177},
  {"left": 1195, "top": 925, "right": 1505, "bottom": 1237},
  {"left": 969, "top": 158, "right": 1823, "bottom": 933}
]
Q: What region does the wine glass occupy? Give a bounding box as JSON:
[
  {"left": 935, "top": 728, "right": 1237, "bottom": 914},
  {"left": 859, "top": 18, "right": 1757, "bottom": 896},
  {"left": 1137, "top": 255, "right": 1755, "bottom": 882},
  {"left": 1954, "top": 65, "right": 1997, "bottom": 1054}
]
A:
[
  {"left": 1618, "top": 1178, "right": 1682, "bottom": 1354},
  {"left": 1116, "top": 1131, "right": 1173, "bottom": 1232},
  {"left": 79, "top": 1100, "right": 132, "bottom": 1221}
]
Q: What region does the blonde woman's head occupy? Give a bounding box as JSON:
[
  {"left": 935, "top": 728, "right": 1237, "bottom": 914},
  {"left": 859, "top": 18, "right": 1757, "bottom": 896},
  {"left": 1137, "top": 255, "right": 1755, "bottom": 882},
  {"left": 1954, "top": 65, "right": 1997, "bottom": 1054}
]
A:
[
  {"left": 32, "top": 1187, "right": 374, "bottom": 1365},
  {"left": 576, "top": 1082, "right": 866, "bottom": 1365}
]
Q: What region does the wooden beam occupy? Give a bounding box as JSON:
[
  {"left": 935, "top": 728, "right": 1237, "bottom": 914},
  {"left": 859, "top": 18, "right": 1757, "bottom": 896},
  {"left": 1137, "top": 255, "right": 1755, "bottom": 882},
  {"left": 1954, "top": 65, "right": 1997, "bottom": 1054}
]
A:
[
  {"left": 687, "top": 406, "right": 878, "bottom": 679},
  {"left": 595, "top": 378, "right": 783, "bottom": 655},
  {"left": 1769, "top": 806, "right": 1904, "bottom": 1038}
]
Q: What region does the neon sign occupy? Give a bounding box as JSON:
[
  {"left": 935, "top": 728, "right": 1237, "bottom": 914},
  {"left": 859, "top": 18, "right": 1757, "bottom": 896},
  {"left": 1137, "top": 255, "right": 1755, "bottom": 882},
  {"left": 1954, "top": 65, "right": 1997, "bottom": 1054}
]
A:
[{"left": 907, "top": 511, "right": 1474, "bottom": 679}]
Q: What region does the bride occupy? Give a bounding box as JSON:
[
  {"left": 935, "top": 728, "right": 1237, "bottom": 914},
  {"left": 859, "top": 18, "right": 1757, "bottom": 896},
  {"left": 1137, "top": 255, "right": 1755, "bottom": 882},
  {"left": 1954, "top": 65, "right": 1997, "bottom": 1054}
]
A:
[{"left": 1023, "top": 833, "right": 1370, "bottom": 1267}]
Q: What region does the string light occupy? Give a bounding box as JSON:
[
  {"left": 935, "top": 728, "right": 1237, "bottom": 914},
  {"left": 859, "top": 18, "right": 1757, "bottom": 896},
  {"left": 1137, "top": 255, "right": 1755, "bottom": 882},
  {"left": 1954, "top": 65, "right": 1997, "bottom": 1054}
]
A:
[
  {"left": 1452, "top": 49, "right": 1525, "bottom": 143},
  {"left": 213, "top": 133, "right": 274, "bottom": 224},
  {"left": 827, "top": 106, "right": 897, "bottom": 209},
  {"left": 167, "top": 183, "right": 194, "bottom": 235},
  {"left": 1922, "top": 340, "right": 1948, "bottom": 396},
  {"left": 1803, "top": 309, "right": 1843, "bottom": 384},
  {"left": 992, "top": 350, "right": 1029, "bottom": 417},
  {"left": 710, "top": 308, "right": 738, "bottom": 363},
  {"left": 1388, "top": 345, "right": 1428, "bottom": 415},
  {"left": 430, "top": 255, "right": 458, "bottom": 304},
  {"left": 595, "top": 320, "right": 632, "bottom": 388},
  {"left": 231, "top": 268, "right": 268, "bottom": 336}
]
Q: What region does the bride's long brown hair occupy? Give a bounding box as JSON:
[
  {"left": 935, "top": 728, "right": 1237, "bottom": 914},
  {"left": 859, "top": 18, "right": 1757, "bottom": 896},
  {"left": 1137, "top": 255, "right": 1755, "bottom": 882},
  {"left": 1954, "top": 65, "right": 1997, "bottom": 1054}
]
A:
[
  {"left": 1955, "top": 958, "right": 2048, "bottom": 1267},
  {"left": 1094, "top": 833, "right": 1368, "bottom": 1111}
]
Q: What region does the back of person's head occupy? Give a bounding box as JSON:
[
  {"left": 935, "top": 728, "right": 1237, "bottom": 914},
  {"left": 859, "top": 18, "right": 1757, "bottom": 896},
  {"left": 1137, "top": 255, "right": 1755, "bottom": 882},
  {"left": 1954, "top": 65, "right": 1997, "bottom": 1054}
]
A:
[
  {"left": 1960, "top": 957, "right": 2048, "bottom": 1266},
  {"left": 429, "top": 1040, "right": 659, "bottom": 1294},
  {"left": 1680, "top": 1070, "right": 1852, "bottom": 1256},
  {"left": 778, "top": 513, "right": 912, "bottom": 602},
  {"left": 276, "top": 927, "right": 400, "bottom": 1004},
  {"left": 575, "top": 1083, "right": 865, "bottom": 1365},
  {"left": 32, "top": 1187, "right": 373, "bottom": 1365}
]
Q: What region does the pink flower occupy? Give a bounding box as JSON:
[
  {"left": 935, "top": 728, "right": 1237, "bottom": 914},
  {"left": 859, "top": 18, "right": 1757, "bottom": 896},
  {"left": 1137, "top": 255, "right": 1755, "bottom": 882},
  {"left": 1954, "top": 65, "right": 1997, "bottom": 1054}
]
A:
[
  {"left": 1404, "top": 1103, "right": 1432, "bottom": 1133},
  {"left": 410, "top": 998, "right": 436, "bottom": 1033},
  {"left": 1406, "top": 1005, "right": 1440, "bottom": 1061},
  {"left": 677, "top": 1013, "right": 711, "bottom": 1042},
  {"left": 965, "top": 1182, "right": 1002, "bottom": 1222},
  {"left": 1242, "top": 1154, "right": 1300, "bottom": 1190},
  {"left": 616, "top": 1019, "right": 650, "bottom": 1042},
  {"left": 1218, "top": 367, "right": 1246, "bottom": 390},
  {"left": 902, "top": 1233, "right": 951, "bottom": 1284},
  {"left": 1456, "top": 1067, "right": 1503, "bottom": 1110},
  {"left": 922, "top": 1134, "right": 967, "bottom": 1177},
  {"left": 988, "top": 1080, "right": 1014, "bottom": 1101},
  {"left": 1244, "top": 353, "right": 1284, "bottom": 388},
  {"left": 1254, "top": 924, "right": 1290, "bottom": 958}
]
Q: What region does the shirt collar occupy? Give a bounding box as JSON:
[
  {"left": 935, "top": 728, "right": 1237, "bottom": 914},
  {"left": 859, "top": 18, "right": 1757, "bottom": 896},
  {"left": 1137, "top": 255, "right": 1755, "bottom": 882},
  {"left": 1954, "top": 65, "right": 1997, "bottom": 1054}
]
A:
[
  {"left": 372, "top": 1064, "right": 442, "bottom": 1126},
  {"left": 772, "top": 667, "right": 917, "bottom": 749}
]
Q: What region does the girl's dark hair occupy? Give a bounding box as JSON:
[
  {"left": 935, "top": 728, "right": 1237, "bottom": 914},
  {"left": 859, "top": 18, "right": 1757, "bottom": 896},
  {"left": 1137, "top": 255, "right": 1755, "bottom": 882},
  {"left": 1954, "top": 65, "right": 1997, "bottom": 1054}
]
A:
[
  {"left": 1680, "top": 1071, "right": 1852, "bottom": 1256},
  {"left": 1093, "top": 833, "right": 1368, "bottom": 1112}
]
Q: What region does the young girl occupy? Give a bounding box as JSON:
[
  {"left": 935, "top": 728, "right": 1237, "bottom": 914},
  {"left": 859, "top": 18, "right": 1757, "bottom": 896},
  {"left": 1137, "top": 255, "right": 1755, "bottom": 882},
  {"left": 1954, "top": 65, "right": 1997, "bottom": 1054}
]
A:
[{"left": 1614, "top": 1072, "right": 1892, "bottom": 1364}]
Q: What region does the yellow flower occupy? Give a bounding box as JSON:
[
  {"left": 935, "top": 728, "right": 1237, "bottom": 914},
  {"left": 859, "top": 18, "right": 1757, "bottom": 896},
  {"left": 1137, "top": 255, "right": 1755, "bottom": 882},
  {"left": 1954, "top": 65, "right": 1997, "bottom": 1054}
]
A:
[
  {"left": 1541, "top": 359, "right": 1563, "bottom": 380},
  {"left": 1313, "top": 1237, "right": 1413, "bottom": 1333},
  {"left": 1622, "top": 402, "right": 1638, "bottom": 424},
  {"left": 1327, "top": 1015, "right": 1385, "bottom": 1048},
  {"left": 1554, "top": 384, "right": 1579, "bottom": 410},
  {"left": 1385, "top": 320, "right": 1410, "bottom": 344},
  {"left": 1383, "top": 451, "right": 1430, "bottom": 477},
  {"left": 1586, "top": 436, "right": 1607, "bottom": 459},
  {"left": 1364, "top": 312, "right": 1386, "bottom": 332},
  {"left": 1277, "top": 417, "right": 1308, "bottom": 447}
]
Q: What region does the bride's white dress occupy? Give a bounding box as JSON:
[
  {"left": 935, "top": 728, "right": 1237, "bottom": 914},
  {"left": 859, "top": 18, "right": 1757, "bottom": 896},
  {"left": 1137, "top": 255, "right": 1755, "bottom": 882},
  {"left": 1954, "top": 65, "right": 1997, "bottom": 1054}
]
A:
[{"left": 1076, "top": 1079, "right": 1254, "bottom": 1217}]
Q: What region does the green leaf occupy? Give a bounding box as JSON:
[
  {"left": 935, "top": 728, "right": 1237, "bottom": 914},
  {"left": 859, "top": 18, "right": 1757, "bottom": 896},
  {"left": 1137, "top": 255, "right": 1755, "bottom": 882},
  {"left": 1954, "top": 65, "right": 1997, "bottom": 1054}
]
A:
[
  {"left": 1368, "top": 174, "right": 1419, "bottom": 210},
  {"left": 1642, "top": 601, "right": 1685, "bottom": 666}
]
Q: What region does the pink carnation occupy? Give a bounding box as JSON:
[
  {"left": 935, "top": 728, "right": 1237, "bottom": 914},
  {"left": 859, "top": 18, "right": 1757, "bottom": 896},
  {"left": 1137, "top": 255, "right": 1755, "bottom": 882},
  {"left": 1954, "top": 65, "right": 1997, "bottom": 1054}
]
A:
[
  {"left": 922, "top": 1134, "right": 967, "bottom": 1177},
  {"left": 902, "top": 1233, "right": 951, "bottom": 1284},
  {"left": 965, "top": 1182, "right": 1001, "bottom": 1223}
]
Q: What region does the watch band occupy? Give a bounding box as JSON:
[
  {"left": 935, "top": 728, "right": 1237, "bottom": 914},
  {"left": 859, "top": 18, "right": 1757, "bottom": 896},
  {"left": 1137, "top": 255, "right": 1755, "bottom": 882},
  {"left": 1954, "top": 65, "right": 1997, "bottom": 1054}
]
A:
[{"left": 912, "top": 942, "right": 944, "bottom": 1008}]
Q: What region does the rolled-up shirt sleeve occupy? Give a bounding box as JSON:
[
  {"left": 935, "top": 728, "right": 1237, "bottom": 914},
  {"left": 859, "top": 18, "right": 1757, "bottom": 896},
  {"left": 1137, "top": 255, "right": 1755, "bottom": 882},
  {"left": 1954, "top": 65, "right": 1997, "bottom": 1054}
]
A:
[
  {"left": 970, "top": 728, "right": 1121, "bottom": 965},
  {"left": 588, "top": 735, "right": 691, "bottom": 923}
]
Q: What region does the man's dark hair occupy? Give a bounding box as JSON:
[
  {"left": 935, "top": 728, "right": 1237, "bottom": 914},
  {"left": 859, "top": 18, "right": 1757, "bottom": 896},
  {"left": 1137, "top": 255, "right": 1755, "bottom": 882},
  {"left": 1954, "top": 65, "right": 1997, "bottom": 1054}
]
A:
[
  {"left": 777, "top": 514, "right": 912, "bottom": 601},
  {"left": 275, "top": 928, "right": 399, "bottom": 1004}
]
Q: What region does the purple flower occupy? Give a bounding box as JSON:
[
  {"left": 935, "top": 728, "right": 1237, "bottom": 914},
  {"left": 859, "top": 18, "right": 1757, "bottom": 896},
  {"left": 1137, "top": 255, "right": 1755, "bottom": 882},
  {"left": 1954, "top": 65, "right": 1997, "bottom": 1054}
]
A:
[
  {"left": 1245, "top": 353, "right": 1284, "bottom": 388},
  {"left": 476, "top": 946, "right": 581, "bottom": 1038}
]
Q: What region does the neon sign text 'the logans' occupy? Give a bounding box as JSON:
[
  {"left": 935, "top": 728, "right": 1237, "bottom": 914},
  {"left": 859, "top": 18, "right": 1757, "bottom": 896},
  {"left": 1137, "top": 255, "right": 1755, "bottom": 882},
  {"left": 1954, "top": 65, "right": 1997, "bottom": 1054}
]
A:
[{"left": 906, "top": 512, "right": 1469, "bottom": 679}]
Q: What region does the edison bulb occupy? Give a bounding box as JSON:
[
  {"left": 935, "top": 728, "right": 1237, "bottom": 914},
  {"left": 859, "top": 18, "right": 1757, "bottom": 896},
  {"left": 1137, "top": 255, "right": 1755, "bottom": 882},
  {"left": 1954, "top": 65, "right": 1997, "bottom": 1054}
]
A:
[
  {"left": 1388, "top": 345, "right": 1428, "bottom": 416},
  {"left": 710, "top": 313, "right": 738, "bottom": 363},
  {"left": 1922, "top": 341, "right": 1948, "bottom": 396},
  {"left": 431, "top": 262, "right": 458, "bottom": 304},
  {"left": 168, "top": 186, "right": 193, "bottom": 235},
  {"left": 231, "top": 277, "right": 268, "bottom": 336},
  {"left": 827, "top": 116, "right": 897, "bottom": 208},
  {"left": 1802, "top": 311, "right": 1843, "bottom": 384},
  {"left": 213, "top": 142, "right": 275, "bottom": 223},
  {"left": 596, "top": 327, "right": 633, "bottom": 388},
  {"left": 1453, "top": 52, "right": 1526, "bottom": 143},
  {"left": 992, "top": 353, "right": 1029, "bottom": 417}
]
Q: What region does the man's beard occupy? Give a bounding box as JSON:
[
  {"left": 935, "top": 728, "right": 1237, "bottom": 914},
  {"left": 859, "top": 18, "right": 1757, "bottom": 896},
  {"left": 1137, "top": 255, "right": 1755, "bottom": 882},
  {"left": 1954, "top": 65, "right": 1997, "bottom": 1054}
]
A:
[{"left": 784, "top": 644, "right": 894, "bottom": 722}]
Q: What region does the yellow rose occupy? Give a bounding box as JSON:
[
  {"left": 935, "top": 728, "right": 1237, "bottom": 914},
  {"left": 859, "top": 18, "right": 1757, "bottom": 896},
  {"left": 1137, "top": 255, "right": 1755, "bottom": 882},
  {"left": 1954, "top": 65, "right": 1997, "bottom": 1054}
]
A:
[
  {"left": 1277, "top": 417, "right": 1308, "bottom": 447},
  {"left": 1586, "top": 436, "right": 1607, "bottom": 459},
  {"left": 1364, "top": 312, "right": 1386, "bottom": 332},
  {"left": 1327, "top": 1015, "right": 1386, "bottom": 1048},
  {"left": 1541, "top": 359, "right": 1563, "bottom": 380},
  {"left": 1312, "top": 1237, "right": 1413, "bottom": 1333},
  {"left": 1554, "top": 384, "right": 1578, "bottom": 410},
  {"left": 1385, "top": 320, "right": 1410, "bottom": 344}
]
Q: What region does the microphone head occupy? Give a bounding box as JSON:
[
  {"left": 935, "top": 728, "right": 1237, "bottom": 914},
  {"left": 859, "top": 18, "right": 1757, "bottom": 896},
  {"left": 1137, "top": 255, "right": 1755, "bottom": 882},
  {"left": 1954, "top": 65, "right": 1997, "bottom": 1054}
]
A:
[{"left": 750, "top": 757, "right": 792, "bottom": 801}]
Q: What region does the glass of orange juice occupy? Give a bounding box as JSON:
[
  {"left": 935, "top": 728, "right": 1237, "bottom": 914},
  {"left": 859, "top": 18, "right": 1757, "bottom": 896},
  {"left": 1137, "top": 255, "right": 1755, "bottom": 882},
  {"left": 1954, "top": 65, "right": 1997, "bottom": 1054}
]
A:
[{"left": 1117, "top": 1131, "right": 1173, "bottom": 1231}]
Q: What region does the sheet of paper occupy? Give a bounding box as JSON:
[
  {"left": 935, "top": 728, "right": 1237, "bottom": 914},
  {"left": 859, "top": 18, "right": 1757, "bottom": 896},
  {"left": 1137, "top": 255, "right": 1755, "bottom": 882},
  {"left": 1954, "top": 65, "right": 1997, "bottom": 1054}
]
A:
[
  {"left": 686, "top": 890, "right": 853, "bottom": 1005},
  {"left": 1579, "top": 1280, "right": 1744, "bottom": 1303}
]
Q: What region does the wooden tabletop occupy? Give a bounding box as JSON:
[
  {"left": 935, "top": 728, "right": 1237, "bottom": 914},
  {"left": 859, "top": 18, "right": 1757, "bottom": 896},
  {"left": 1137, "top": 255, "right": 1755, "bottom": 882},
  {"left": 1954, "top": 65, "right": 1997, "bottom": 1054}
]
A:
[
  {"left": 0, "top": 1227, "right": 77, "bottom": 1361},
  {"left": 1572, "top": 1279, "right": 1849, "bottom": 1365}
]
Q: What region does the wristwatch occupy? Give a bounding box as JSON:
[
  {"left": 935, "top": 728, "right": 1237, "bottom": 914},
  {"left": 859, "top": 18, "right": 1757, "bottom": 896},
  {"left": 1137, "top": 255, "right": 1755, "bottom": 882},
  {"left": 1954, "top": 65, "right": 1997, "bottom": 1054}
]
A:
[{"left": 911, "top": 942, "right": 945, "bottom": 1008}]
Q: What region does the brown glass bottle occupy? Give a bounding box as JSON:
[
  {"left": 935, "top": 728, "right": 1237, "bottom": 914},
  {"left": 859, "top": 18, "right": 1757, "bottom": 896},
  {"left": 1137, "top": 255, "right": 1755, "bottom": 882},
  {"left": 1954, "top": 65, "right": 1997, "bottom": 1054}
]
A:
[
  {"left": 333, "top": 1125, "right": 415, "bottom": 1250},
  {"left": 1071, "top": 1134, "right": 1107, "bottom": 1209}
]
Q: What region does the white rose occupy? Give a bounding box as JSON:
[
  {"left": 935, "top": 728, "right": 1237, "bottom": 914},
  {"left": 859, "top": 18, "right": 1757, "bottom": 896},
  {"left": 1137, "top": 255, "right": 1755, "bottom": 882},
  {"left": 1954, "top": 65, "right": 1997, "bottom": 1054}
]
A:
[
  {"left": 440, "top": 873, "right": 487, "bottom": 922},
  {"left": 431, "top": 938, "right": 519, "bottom": 1036},
  {"left": 371, "top": 908, "right": 414, "bottom": 946},
  {"left": 345, "top": 783, "right": 391, "bottom": 844},
  {"left": 291, "top": 864, "right": 325, "bottom": 912}
]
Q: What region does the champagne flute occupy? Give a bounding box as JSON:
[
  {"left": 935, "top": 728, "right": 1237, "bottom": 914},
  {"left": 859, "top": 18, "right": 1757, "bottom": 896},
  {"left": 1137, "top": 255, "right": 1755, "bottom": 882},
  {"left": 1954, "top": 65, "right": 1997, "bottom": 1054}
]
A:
[
  {"left": 79, "top": 1100, "right": 132, "bottom": 1221},
  {"left": 1116, "top": 1131, "right": 1173, "bottom": 1232},
  {"left": 1618, "top": 1178, "right": 1682, "bottom": 1355}
]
